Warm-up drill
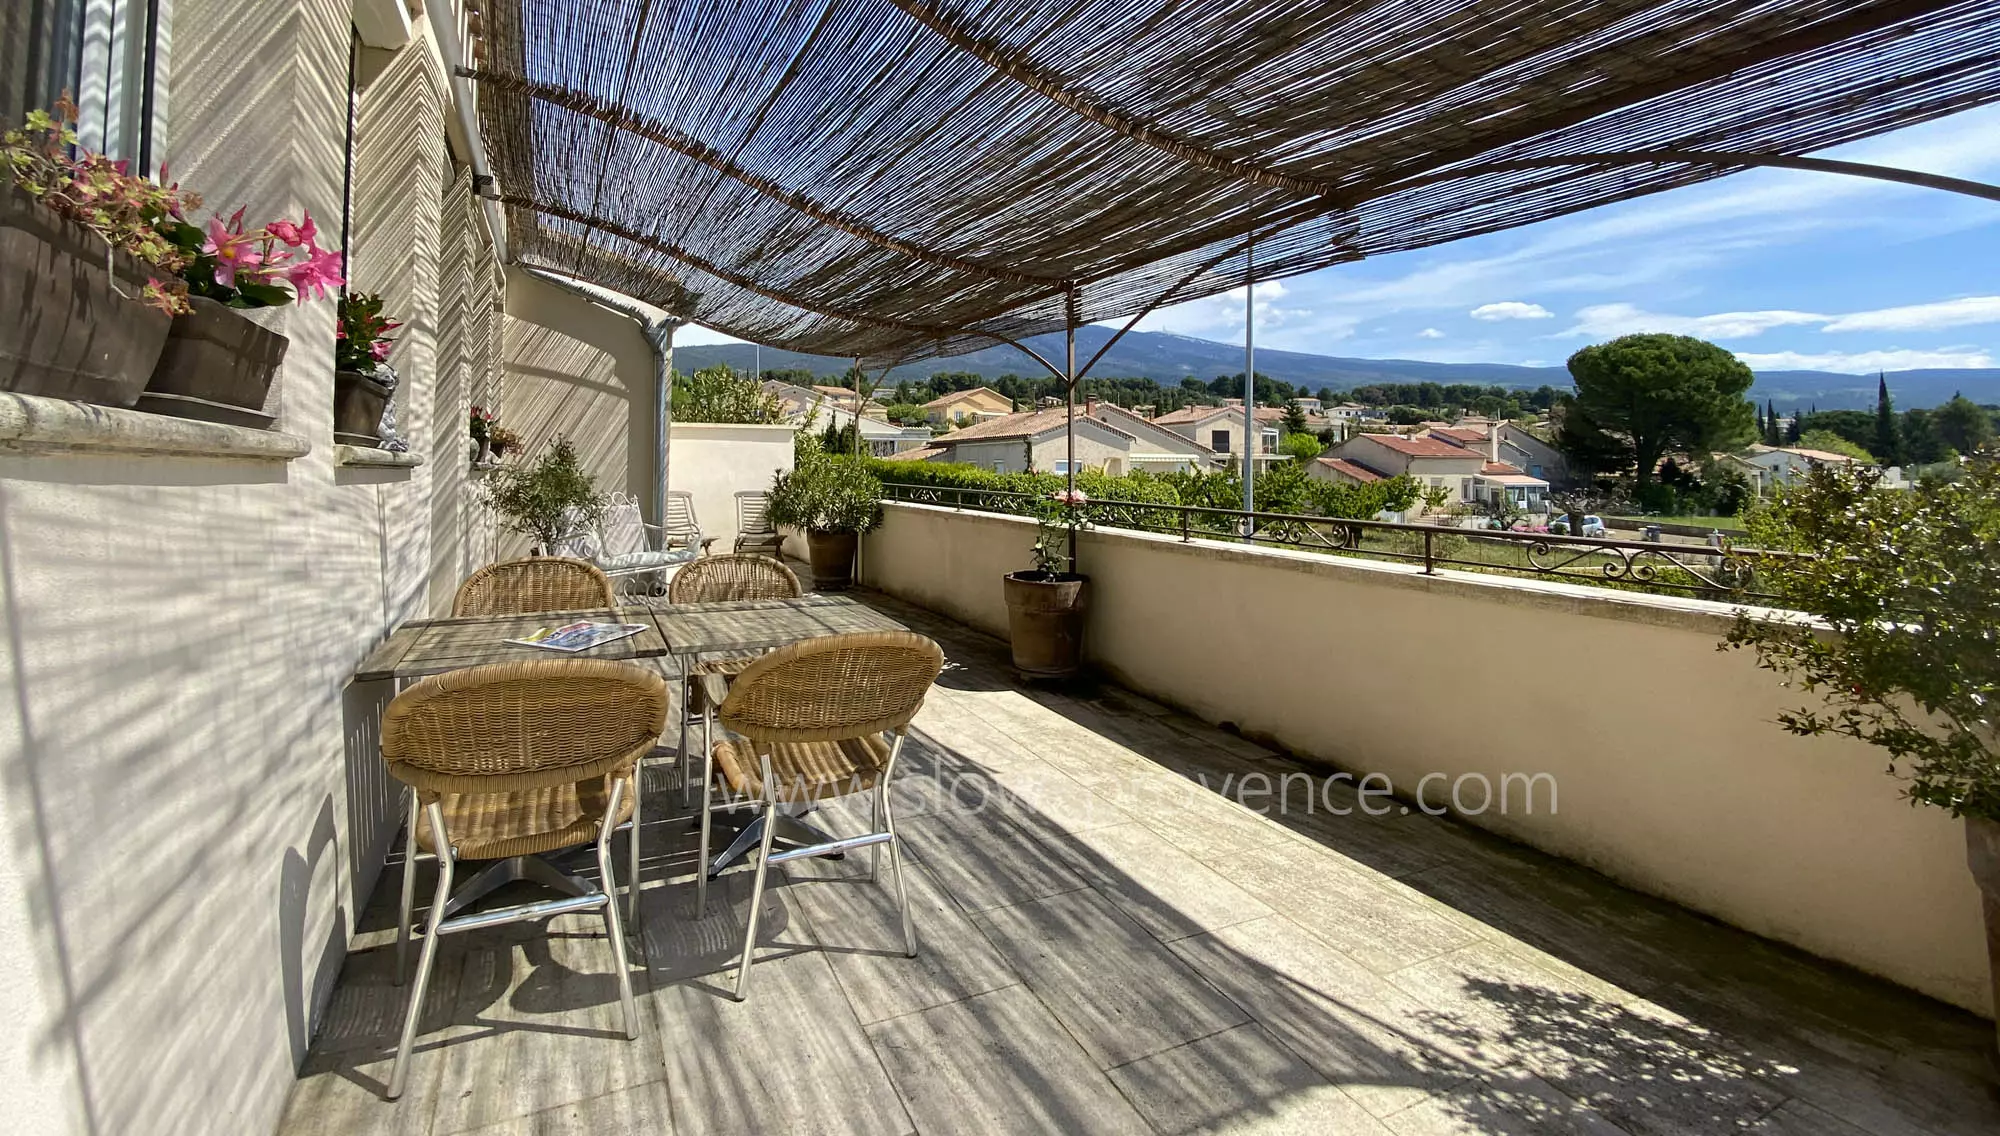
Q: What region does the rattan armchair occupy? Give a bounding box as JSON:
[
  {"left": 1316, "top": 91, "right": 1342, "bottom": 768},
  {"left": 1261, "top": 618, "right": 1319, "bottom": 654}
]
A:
[
  {"left": 667, "top": 554, "right": 804, "bottom": 804},
  {"left": 452, "top": 557, "right": 616, "bottom": 616},
  {"left": 380, "top": 658, "right": 669, "bottom": 1100},
  {"left": 700, "top": 631, "right": 944, "bottom": 1000}
]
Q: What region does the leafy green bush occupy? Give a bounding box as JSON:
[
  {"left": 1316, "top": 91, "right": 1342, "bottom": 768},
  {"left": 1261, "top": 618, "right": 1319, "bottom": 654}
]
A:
[
  {"left": 770, "top": 436, "right": 883, "bottom": 534},
  {"left": 871, "top": 457, "right": 1416, "bottom": 526},
  {"left": 484, "top": 437, "right": 605, "bottom": 552},
  {"left": 1725, "top": 457, "right": 2000, "bottom": 819},
  {"left": 672, "top": 364, "right": 781, "bottom": 423}
]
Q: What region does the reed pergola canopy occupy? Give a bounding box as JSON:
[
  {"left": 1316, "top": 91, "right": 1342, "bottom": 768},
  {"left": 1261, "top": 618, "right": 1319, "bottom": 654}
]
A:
[{"left": 468, "top": 0, "right": 2000, "bottom": 364}]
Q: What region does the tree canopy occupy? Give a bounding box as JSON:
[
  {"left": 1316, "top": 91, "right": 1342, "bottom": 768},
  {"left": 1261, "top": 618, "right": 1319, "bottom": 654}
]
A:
[{"left": 1557, "top": 334, "right": 1756, "bottom": 488}]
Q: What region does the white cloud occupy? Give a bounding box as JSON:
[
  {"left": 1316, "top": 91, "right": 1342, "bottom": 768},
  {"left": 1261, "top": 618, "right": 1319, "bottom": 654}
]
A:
[
  {"left": 1416, "top": 327, "right": 1445, "bottom": 339},
  {"left": 1560, "top": 303, "right": 1825, "bottom": 340},
  {"left": 1733, "top": 348, "right": 1996, "bottom": 374},
  {"left": 1821, "top": 296, "right": 2000, "bottom": 333},
  {"left": 1123, "top": 281, "right": 1314, "bottom": 340},
  {"left": 1470, "top": 301, "right": 1552, "bottom": 321}
]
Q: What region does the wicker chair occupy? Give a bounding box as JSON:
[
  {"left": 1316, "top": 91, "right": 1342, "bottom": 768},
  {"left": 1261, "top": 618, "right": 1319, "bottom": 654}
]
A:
[
  {"left": 734, "top": 490, "right": 784, "bottom": 557},
  {"left": 380, "top": 658, "right": 668, "bottom": 1100},
  {"left": 667, "top": 554, "right": 805, "bottom": 804},
  {"left": 700, "top": 631, "right": 944, "bottom": 1001},
  {"left": 452, "top": 557, "right": 615, "bottom": 617}
]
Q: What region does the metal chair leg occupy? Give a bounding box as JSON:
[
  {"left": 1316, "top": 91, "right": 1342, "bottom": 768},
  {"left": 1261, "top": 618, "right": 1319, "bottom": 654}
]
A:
[
  {"left": 882, "top": 733, "right": 917, "bottom": 957},
  {"left": 598, "top": 778, "right": 641, "bottom": 1040},
  {"left": 868, "top": 790, "right": 882, "bottom": 882},
  {"left": 731, "top": 754, "right": 780, "bottom": 1002},
  {"left": 695, "top": 718, "right": 715, "bottom": 917},
  {"left": 395, "top": 788, "right": 419, "bottom": 986},
  {"left": 678, "top": 679, "right": 693, "bottom": 809},
  {"left": 389, "top": 803, "right": 454, "bottom": 1101},
  {"left": 627, "top": 765, "right": 643, "bottom": 924}
]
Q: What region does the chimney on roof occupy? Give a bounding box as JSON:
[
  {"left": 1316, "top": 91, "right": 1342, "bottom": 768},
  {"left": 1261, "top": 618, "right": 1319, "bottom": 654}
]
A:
[
  {"left": 1488, "top": 427, "right": 1500, "bottom": 465},
  {"left": 1085, "top": 397, "right": 1099, "bottom": 416}
]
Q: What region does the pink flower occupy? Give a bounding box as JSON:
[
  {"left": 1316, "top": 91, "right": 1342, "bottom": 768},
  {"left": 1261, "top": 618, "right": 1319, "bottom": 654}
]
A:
[
  {"left": 204, "top": 216, "right": 262, "bottom": 288},
  {"left": 267, "top": 218, "right": 303, "bottom": 244},
  {"left": 285, "top": 244, "right": 345, "bottom": 301},
  {"left": 370, "top": 339, "right": 392, "bottom": 362},
  {"left": 297, "top": 210, "right": 318, "bottom": 245},
  {"left": 1052, "top": 489, "right": 1089, "bottom": 506}
]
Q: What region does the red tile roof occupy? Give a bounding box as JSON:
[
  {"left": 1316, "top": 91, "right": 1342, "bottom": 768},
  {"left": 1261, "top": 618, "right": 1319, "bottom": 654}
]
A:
[
  {"left": 1358, "top": 434, "right": 1486, "bottom": 459},
  {"left": 1429, "top": 426, "right": 1488, "bottom": 444},
  {"left": 1481, "top": 461, "right": 1525, "bottom": 475},
  {"left": 1314, "top": 457, "right": 1383, "bottom": 482},
  {"left": 937, "top": 407, "right": 1136, "bottom": 443}
]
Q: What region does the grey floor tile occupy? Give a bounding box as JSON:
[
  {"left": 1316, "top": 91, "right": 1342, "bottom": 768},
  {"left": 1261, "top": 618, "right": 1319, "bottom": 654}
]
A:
[
  {"left": 1058, "top": 822, "right": 1273, "bottom": 942},
  {"left": 895, "top": 806, "right": 1089, "bottom": 914},
  {"left": 1740, "top": 1099, "right": 1874, "bottom": 1136},
  {"left": 972, "top": 887, "right": 1247, "bottom": 1069},
  {"left": 783, "top": 854, "right": 1021, "bottom": 1025},
  {"left": 1167, "top": 915, "right": 1478, "bottom": 1120},
  {"left": 867, "top": 985, "right": 1151, "bottom": 1136},
  {"left": 650, "top": 949, "right": 913, "bottom": 1136},
  {"left": 1379, "top": 1072, "right": 1633, "bottom": 1136},
  {"left": 445, "top": 1082, "right": 673, "bottom": 1136},
  {"left": 1106, "top": 1022, "right": 1394, "bottom": 1135},
  {"left": 1213, "top": 842, "right": 1481, "bottom": 973},
  {"left": 426, "top": 923, "right": 664, "bottom": 1136}
]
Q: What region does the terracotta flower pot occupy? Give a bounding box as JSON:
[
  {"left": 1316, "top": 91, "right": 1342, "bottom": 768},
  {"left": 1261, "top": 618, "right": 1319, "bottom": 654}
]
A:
[
  {"left": 1965, "top": 816, "right": 2000, "bottom": 1059},
  {"left": 1003, "top": 571, "right": 1088, "bottom": 680},
  {"left": 147, "top": 295, "right": 288, "bottom": 413},
  {"left": 0, "top": 184, "right": 170, "bottom": 406},
  {"left": 806, "top": 529, "right": 859, "bottom": 591},
  {"left": 333, "top": 370, "right": 392, "bottom": 443}
]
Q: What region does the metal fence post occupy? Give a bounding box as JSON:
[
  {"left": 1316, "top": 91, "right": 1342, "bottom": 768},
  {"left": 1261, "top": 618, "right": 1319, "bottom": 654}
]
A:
[{"left": 1423, "top": 527, "right": 1435, "bottom": 574}]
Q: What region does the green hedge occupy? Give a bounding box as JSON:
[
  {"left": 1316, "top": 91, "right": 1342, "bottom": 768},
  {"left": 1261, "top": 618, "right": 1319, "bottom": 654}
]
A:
[{"left": 868, "top": 457, "right": 1417, "bottom": 523}]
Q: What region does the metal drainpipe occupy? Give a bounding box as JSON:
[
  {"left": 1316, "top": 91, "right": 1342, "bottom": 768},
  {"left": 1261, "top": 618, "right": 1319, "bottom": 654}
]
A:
[
  {"left": 428, "top": 1, "right": 508, "bottom": 265},
  {"left": 526, "top": 270, "right": 682, "bottom": 521}
]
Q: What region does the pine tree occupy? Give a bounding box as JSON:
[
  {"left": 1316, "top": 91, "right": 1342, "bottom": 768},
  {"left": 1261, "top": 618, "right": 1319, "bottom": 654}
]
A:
[
  {"left": 1785, "top": 410, "right": 1802, "bottom": 445},
  {"left": 1763, "top": 399, "right": 1779, "bottom": 445},
  {"left": 1872, "top": 373, "right": 1901, "bottom": 466}
]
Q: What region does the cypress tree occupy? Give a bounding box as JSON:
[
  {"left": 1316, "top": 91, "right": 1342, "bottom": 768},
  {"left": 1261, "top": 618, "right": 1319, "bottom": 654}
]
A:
[{"left": 1873, "top": 373, "right": 1901, "bottom": 465}]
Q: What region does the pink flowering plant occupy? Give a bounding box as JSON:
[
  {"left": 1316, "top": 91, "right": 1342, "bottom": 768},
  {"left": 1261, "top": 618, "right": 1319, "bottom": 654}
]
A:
[
  {"left": 1028, "top": 488, "right": 1089, "bottom": 577},
  {"left": 4, "top": 96, "right": 198, "bottom": 313},
  {"left": 159, "top": 203, "right": 344, "bottom": 308},
  {"left": 469, "top": 405, "right": 497, "bottom": 443},
  {"left": 335, "top": 292, "right": 401, "bottom": 374}
]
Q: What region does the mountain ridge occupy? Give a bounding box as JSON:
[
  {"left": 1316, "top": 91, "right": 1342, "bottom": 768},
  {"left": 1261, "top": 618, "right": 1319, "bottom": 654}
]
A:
[{"left": 674, "top": 326, "right": 2000, "bottom": 411}]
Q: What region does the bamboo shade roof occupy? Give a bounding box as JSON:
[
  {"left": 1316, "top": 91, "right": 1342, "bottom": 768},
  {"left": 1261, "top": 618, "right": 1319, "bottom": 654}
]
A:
[{"left": 469, "top": 0, "right": 2000, "bottom": 365}]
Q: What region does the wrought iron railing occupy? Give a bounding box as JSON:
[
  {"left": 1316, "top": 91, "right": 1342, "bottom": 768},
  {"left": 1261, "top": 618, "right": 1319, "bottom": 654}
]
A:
[{"left": 879, "top": 482, "right": 1795, "bottom": 601}]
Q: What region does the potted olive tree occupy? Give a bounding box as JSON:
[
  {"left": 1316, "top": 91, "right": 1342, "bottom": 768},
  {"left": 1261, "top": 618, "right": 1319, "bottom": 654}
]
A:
[
  {"left": 1003, "top": 489, "right": 1089, "bottom": 680},
  {"left": 766, "top": 435, "right": 881, "bottom": 590},
  {"left": 484, "top": 436, "right": 606, "bottom": 555},
  {"left": 1725, "top": 457, "right": 1999, "bottom": 1047}
]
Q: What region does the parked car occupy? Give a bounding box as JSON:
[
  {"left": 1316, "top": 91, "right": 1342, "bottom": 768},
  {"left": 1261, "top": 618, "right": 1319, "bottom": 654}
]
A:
[{"left": 1546, "top": 513, "right": 1607, "bottom": 537}]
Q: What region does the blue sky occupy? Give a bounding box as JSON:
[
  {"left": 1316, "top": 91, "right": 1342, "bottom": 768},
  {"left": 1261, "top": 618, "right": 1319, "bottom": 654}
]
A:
[{"left": 681, "top": 104, "right": 2000, "bottom": 374}]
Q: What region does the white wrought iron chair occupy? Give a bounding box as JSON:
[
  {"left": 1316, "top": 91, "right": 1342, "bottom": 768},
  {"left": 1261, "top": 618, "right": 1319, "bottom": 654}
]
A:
[{"left": 559, "top": 491, "right": 704, "bottom": 597}]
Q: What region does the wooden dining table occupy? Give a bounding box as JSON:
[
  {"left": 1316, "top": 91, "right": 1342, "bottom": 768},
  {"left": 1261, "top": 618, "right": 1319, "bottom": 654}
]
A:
[{"left": 352, "top": 593, "right": 909, "bottom": 683}]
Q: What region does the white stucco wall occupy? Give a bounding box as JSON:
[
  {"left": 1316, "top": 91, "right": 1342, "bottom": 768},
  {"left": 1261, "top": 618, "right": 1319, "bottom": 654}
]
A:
[
  {"left": 0, "top": 7, "right": 496, "bottom": 1134},
  {"left": 859, "top": 502, "right": 1989, "bottom": 1015},
  {"left": 668, "top": 423, "right": 798, "bottom": 552}
]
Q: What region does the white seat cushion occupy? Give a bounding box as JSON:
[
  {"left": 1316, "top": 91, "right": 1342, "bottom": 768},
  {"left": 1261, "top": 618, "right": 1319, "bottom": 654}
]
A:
[{"left": 600, "top": 549, "right": 697, "bottom": 572}]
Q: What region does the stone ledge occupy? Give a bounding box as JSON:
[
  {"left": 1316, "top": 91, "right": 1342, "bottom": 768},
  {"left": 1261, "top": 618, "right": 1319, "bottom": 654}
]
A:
[
  {"left": 335, "top": 444, "right": 425, "bottom": 469},
  {"left": 0, "top": 392, "right": 309, "bottom": 461}
]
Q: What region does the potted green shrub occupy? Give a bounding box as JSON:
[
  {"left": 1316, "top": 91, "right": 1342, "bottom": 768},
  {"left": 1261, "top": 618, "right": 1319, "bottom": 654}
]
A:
[
  {"left": 1, "top": 99, "right": 185, "bottom": 406},
  {"left": 484, "top": 437, "right": 606, "bottom": 555},
  {"left": 1724, "top": 458, "right": 1999, "bottom": 1048},
  {"left": 1003, "top": 489, "right": 1089, "bottom": 680},
  {"left": 766, "top": 436, "right": 882, "bottom": 590},
  {"left": 333, "top": 292, "right": 400, "bottom": 443}
]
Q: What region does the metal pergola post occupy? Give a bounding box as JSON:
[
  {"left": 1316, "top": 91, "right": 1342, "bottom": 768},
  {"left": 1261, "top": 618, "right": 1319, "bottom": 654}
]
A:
[
  {"left": 1241, "top": 226, "right": 1255, "bottom": 521},
  {"left": 1064, "top": 288, "right": 1079, "bottom": 568}
]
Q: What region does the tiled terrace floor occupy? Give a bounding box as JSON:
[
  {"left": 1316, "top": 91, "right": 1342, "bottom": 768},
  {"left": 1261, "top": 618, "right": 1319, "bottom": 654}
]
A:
[{"left": 281, "top": 591, "right": 1998, "bottom": 1135}]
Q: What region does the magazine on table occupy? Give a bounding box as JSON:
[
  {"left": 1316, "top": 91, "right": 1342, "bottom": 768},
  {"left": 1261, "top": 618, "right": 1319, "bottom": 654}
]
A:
[{"left": 506, "top": 620, "right": 647, "bottom": 653}]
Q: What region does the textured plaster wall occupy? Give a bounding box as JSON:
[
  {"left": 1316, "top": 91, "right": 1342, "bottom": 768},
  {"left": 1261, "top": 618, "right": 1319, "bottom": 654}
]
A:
[
  {"left": 860, "top": 502, "right": 1990, "bottom": 1016},
  {"left": 0, "top": 7, "right": 493, "bottom": 1134}
]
